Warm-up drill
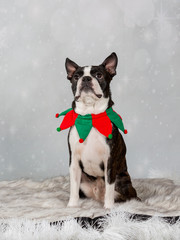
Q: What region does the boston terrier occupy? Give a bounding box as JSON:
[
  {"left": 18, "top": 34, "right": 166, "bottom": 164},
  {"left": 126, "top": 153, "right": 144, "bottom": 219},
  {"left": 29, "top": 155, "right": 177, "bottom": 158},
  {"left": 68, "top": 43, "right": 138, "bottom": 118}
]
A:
[{"left": 65, "top": 52, "right": 138, "bottom": 208}]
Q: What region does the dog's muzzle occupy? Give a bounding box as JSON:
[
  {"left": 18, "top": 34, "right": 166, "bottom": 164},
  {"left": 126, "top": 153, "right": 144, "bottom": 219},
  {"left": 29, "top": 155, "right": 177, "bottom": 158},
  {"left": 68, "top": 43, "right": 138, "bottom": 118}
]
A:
[
  {"left": 80, "top": 76, "right": 93, "bottom": 92},
  {"left": 75, "top": 76, "right": 102, "bottom": 101}
]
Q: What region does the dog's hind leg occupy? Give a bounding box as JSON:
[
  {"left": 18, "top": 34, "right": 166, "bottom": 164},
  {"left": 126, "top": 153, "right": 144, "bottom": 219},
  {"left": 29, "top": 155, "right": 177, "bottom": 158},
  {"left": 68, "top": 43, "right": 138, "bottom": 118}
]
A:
[
  {"left": 80, "top": 172, "right": 105, "bottom": 203},
  {"left": 115, "top": 169, "right": 138, "bottom": 202}
]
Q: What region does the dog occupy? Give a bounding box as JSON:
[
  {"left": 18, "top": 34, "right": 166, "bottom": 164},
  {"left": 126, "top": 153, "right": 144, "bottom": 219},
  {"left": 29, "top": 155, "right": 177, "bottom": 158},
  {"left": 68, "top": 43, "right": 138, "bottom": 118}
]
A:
[{"left": 65, "top": 52, "right": 138, "bottom": 208}]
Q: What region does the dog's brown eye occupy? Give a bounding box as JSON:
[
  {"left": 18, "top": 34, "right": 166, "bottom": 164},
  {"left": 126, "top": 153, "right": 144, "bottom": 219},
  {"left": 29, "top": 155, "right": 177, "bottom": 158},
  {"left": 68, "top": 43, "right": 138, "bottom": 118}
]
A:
[
  {"left": 96, "top": 73, "right": 103, "bottom": 79},
  {"left": 74, "top": 74, "right": 79, "bottom": 81}
]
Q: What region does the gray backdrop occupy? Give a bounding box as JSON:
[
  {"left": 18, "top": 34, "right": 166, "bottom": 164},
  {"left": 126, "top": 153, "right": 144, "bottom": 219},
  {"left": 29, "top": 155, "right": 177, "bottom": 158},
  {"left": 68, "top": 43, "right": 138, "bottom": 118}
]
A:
[{"left": 0, "top": 0, "right": 179, "bottom": 181}]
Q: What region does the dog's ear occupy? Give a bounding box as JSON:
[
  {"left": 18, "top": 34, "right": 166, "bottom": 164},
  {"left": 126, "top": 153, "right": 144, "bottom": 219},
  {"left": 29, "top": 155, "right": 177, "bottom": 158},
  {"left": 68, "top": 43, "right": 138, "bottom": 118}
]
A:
[
  {"left": 65, "top": 58, "right": 79, "bottom": 80},
  {"left": 102, "top": 52, "right": 118, "bottom": 77}
]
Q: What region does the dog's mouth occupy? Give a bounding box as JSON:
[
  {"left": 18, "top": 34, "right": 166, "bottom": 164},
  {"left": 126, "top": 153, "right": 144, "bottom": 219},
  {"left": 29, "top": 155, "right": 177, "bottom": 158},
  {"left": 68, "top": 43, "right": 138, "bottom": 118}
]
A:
[
  {"left": 94, "top": 93, "right": 103, "bottom": 98},
  {"left": 75, "top": 90, "right": 102, "bottom": 101}
]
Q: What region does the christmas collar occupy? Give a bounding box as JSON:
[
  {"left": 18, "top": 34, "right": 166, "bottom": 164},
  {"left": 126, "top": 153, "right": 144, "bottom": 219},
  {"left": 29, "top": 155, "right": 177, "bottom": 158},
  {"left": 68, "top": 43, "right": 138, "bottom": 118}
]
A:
[{"left": 55, "top": 107, "right": 127, "bottom": 143}]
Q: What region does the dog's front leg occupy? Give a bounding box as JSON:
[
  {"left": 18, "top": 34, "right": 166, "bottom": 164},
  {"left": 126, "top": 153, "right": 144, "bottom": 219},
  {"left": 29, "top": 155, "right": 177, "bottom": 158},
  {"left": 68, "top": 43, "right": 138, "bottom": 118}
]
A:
[
  {"left": 67, "top": 159, "right": 81, "bottom": 207},
  {"left": 104, "top": 168, "right": 115, "bottom": 209}
]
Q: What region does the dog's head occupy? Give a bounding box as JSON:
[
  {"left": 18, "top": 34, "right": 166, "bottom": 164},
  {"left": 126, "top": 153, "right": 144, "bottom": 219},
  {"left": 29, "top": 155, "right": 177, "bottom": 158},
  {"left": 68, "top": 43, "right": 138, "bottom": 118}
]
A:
[{"left": 65, "top": 52, "right": 118, "bottom": 114}]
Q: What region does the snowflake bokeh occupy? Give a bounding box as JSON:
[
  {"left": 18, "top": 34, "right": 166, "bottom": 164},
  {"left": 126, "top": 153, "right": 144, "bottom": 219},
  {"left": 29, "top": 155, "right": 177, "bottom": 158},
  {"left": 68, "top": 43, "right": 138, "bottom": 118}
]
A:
[{"left": 0, "top": 0, "right": 179, "bottom": 180}]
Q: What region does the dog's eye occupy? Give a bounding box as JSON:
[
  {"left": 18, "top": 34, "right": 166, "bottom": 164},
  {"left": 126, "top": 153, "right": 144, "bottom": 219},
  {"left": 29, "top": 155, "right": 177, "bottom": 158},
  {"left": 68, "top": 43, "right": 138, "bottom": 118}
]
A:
[
  {"left": 96, "top": 73, "right": 103, "bottom": 79},
  {"left": 74, "top": 74, "right": 80, "bottom": 81}
]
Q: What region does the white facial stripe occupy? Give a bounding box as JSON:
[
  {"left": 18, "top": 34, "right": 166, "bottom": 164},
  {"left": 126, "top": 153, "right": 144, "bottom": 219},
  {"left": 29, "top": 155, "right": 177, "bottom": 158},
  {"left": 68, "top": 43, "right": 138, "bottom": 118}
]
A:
[{"left": 83, "top": 66, "right": 92, "bottom": 76}]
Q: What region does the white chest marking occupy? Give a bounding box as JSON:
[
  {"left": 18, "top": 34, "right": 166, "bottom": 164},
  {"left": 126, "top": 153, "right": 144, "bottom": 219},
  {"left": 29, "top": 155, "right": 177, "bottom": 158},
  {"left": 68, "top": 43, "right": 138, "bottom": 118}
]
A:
[
  {"left": 75, "top": 96, "right": 109, "bottom": 115},
  {"left": 69, "top": 126, "right": 110, "bottom": 177}
]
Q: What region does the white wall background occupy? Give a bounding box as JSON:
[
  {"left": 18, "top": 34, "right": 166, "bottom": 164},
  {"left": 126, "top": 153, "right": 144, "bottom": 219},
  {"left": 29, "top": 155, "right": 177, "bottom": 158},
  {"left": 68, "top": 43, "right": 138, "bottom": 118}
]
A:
[{"left": 0, "top": 0, "right": 179, "bottom": 180}]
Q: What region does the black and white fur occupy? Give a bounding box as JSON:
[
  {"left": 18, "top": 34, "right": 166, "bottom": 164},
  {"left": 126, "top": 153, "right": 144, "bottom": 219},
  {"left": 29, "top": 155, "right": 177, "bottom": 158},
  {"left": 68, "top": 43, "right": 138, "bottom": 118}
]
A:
[{"left": 65, "top": 53, "right": 137, "bottom": 209}]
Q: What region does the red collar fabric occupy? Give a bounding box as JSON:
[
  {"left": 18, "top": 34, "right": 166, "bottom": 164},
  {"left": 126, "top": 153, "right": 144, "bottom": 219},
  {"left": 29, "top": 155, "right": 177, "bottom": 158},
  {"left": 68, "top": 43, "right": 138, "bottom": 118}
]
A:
[{"left": 56, "top": 107, "right": 127, "bottom": 143}]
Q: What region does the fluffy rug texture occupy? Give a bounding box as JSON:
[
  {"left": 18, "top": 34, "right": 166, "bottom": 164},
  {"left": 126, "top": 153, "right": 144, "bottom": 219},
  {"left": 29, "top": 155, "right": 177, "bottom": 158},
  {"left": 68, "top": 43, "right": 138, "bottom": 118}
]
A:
[{"left": 0, "top": 172, "right": 180, "bottom": 239}]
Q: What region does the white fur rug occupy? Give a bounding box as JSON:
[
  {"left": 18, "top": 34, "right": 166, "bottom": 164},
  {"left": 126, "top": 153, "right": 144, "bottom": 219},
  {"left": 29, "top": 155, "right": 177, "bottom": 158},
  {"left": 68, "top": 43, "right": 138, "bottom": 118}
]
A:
[{"left": 0, "top": 174, "right": 180, "bottom": 239}]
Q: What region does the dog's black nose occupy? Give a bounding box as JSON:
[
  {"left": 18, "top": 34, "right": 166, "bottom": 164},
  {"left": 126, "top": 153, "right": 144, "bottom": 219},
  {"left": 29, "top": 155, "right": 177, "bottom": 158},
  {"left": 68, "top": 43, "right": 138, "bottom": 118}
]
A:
[{"left": 82, "top": 76, "right": 92, "bottom": 82}]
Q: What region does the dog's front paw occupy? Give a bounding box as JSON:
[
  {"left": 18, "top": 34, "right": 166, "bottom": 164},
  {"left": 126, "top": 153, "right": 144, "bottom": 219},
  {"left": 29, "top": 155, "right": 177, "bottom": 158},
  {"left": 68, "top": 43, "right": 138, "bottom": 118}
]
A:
[{"left": 67, "top": 199, "right": 79, "bottom": 208}]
